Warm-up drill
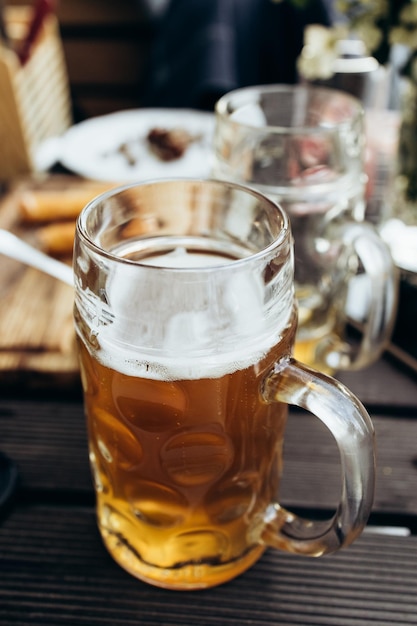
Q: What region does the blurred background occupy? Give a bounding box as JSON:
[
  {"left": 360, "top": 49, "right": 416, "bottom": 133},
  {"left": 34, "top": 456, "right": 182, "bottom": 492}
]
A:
[
  {"left": 5, "top": 0, "right": 154, "bottom": 121},
  {"left": 4, "top": 0, "right": 336, "bottom": 120}
]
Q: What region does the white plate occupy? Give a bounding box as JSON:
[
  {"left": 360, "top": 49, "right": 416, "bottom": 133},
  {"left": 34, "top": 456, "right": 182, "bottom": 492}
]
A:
[{"left": 35, "top": 109, "right": 215, "bottom": 182}]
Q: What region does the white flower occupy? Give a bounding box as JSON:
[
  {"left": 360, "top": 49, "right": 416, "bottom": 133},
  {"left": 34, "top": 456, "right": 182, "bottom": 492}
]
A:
[
  {"left": 353, "top": 19, "right": 384, "bottom": 53},
  {"left": 336, "top": 0, "right": 387, "bottom": 20},
  {"left": 297, "top": 24, "right": 347, "bottom": 80},
  {"left": 390, "top": 26, "right": 417, "bottom": 51},
  {"left": 400, "top": 3, "right": 417, "bottom": 25},
  {"left": 296, "top": 0, "right": 417, "bottom": 85}
]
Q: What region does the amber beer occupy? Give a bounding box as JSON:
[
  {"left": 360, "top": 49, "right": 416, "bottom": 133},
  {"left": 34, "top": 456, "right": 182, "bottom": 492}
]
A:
[{"left": 77, "top": 303, "right": 297, "bottom": 590}]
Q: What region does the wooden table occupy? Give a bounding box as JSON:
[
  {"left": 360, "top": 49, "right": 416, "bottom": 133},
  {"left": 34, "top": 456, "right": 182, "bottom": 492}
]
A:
[{"left": 0, "top": 178, "right": 417, "bottom": 625}]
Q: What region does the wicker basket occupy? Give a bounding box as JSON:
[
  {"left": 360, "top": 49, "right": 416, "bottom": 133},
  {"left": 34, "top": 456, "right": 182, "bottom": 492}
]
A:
[{"left": 0, "top": 6, "right": 72, "bottom": 182}]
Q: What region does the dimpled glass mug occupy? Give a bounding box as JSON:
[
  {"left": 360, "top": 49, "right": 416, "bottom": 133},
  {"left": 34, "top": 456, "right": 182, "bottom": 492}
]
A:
[
  {"left": 213, "top": 84, "right": 398, "bottom": 374},
  {"left": 73, "top": 179, "right": 375, "bottom": 590}
]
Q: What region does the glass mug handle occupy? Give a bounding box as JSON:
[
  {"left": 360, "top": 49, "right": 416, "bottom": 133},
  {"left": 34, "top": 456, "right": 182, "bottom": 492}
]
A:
[
  {"left": 326, "top": 221, "right": 398, "bottom": 371},
  {"left": 260, "top": 356, "right": 375, "bottom": 556}
]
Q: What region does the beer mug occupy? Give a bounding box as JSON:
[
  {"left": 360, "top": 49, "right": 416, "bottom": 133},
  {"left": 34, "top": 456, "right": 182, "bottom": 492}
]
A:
[
  {"left": 73, "top": 179, "right": 375, "bottom": 590},
  {"left": 213, "top": 84, "right": 398, "bottom": 373}
]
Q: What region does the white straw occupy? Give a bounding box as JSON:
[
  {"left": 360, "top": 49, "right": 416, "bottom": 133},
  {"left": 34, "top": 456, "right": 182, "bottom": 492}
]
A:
[{"left": 0, "top": 229, "right": 73, "bottom": 287}]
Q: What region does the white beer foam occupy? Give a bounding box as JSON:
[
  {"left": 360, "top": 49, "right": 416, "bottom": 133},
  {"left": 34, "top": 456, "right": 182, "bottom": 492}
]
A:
[
  {"left": 88, "top": 249, "right": 292, "bottom": 381},
  {"left": 97, "top": 332, "right": 279, "bottom": 381}
]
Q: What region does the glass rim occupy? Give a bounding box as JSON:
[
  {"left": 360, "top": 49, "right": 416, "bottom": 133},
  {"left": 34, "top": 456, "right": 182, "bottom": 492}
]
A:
[
  {"left": 75, "top": 177, "right": 292, "bottom": 273},
  {"left": 214, "top": 83, "right": 364, "bottom": 134}
]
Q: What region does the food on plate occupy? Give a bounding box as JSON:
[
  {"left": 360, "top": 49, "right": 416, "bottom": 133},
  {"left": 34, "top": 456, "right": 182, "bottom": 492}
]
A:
[
  {"left": 116, "top": 142, "right": 137, "bottom": 166},
  {"left": 103, "top": 127, "right": 202, "bottom": 166},
  {"left": 146, "top": 127, "right": 201, "bottom": 161}
]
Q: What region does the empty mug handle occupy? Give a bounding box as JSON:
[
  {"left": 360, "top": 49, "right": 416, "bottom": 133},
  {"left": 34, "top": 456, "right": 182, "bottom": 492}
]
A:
[
  {"left": 322, "top": 221, "right": 398, "bottom": 372},
  {"left": 260, "top": 356, "right": 375, "bottom": 556}
]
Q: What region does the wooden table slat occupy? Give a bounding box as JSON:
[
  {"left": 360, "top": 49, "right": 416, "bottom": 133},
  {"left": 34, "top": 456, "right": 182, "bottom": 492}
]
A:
[{"left": 0, "top": 506, "right": 416, "bottom": 626}]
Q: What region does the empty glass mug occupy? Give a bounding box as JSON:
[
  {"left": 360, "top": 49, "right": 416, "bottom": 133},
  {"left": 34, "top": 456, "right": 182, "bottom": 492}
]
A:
[
  {"left": 213, "top": 84, "right": 398, "bottom": 373},
  {"left": 73, "top": 179, "right": 375, "bottom": 590}
]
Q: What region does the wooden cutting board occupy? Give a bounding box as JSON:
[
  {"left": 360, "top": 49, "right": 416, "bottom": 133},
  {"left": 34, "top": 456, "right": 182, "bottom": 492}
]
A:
[{"left": 0, "top": 175, "right": 111, "bottom": 391}]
